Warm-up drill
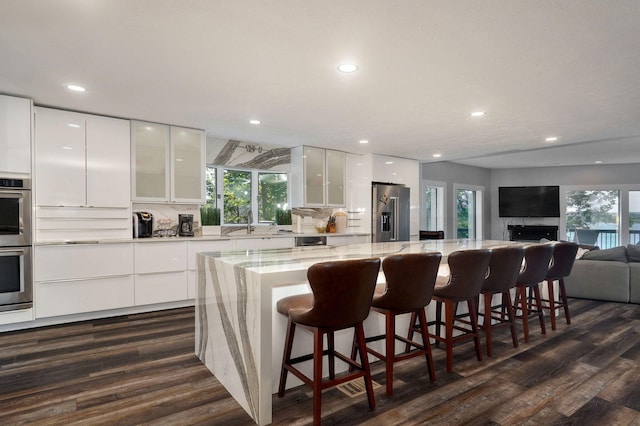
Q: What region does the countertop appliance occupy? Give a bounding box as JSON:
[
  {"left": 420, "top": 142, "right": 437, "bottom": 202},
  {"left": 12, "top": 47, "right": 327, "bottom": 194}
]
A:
[
  {"left": 295, "top": 236, "right": 327, "bottom": 247},
  {"left": 0, "top": 176, "right": 32, "bottom": 312},
  {"left": 133, "top": 212, "right": 153, "bottom": 238},
  {"left": 372, "top": 182, "right": 410, "bottom": 243},
  {"left": 178, "top": 214, "right": 194, "bottom": 237}
]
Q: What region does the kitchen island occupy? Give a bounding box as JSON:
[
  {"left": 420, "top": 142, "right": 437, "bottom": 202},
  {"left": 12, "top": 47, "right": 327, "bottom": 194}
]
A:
[{"left": 195, "top": 239, "right": 519, "bottom": 425}]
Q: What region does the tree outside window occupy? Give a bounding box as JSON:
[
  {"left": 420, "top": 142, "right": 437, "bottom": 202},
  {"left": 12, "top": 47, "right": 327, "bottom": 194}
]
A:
[
  {"left": 223, "top": 169, "right": 251, "bottom": 224},
  {"left": 565, "top": 190, "right": 619, "bottom": 247},
  {"left": 258, "top": 172, "right": 288, "bottom": 223}
]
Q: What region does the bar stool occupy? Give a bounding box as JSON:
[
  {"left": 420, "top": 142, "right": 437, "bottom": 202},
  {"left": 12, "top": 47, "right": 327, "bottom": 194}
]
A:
[
  {"left": 513, "top": 244, "right": 554, "bottom": 343},
  {"left": 276, "top": 258, "right": 381, "bottom": 425},
  {"left": 478, "top": 245, "right": 525, "bottom": 356},
  {"left": 410, "top": 249, "right": 491, "bottom": 373},
  {"left": 540, "top": 242, "right": 579, "bottom": 330},
  {"left": 357, "top": 252, "right": 441, "bottom": 396}
]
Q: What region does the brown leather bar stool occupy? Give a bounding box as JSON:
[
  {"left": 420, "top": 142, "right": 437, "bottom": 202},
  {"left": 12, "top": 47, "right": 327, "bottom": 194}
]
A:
[
  {"left": 540, "top": 242, "right": 579, "bottom": 330},
  {"left": 357, "top": 252, "right": 441, "bottom": 396},
  {"left": 513, "top": 244, "right": 554, "bottom": 343},
  {"left": 478, "top": 245, "right": 525, "bottom": 356},
  {"left": 409, "top": 249, "right": 491, "bottom": 373},
  {"left": 277, "top": 258, "right": 381, "bottom": 425}
]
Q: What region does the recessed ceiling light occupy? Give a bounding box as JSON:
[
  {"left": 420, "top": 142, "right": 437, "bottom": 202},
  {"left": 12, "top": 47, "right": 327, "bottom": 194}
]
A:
[
  {"left": 66, "top": 84, "right": 86, "bottom": 92},
  {"left": 545, "top": 137, "right": 558, "bottom": 142},
  {"left": 432, "top": 153, "right": 442, "bottom": 158},
  {"left": 595, "top": 160, "right": 602, "bottom": 164},
  {"left": 359, "top": 140, "right": 369, "bottom": 144},
  {"left": 67, "top": 123, "right": 80, "bottom": 128},
  {"left": 385, "top": 161, "right": 393, "bottom": 165},
  {"left": 249, "top": 119, "right": 261, "bottom": 125},
  {"left": 470, "top": 111, "right": 486, "bottom": 117},
  {"left": 337, "top": 63, "right": 358, "bottom": 73}
]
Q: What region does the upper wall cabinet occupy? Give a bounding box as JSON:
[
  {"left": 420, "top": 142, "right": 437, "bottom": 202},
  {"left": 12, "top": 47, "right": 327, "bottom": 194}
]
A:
[
  {"left": 131, "top": 121, "right": 204, "bottom": 203},
  {"left": 291, "top": 146, "right": 345, "bottom": 207},
  {"left": 34, "top": 107, "right": 131, "bottom": 207},
  {"left": 0, "top": 95, "right": 32, "bottom": 174}
]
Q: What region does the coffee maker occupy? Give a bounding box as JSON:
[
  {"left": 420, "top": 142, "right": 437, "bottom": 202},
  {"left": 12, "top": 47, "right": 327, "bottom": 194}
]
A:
[
  {"left": 133, "top": 212, "right": 153, "bottom": 238},
  {"left": 178, "top": 214, "right": 194, "bottom": 237}
]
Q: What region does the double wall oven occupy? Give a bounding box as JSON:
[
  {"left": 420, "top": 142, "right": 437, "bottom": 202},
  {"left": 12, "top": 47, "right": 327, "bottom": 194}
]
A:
[{"left": 0, "top": 177, "right": 32, "bottom": 312}]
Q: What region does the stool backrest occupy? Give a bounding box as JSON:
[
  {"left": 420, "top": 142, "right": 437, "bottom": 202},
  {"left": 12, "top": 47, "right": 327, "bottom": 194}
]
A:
[
  {"left": 482, "top": 245, "right": 525, "bottom": 292},
  {"left": 518, "top": 244, "right": 554, "bottom": 285},
  {"left": 440, "top": 249, "right": 492, "bottom": 299},
  {"left": 546, "top": 242, "right": 579, "bottom": 280},
  {"left": 378, "top": 252, "right": 442, "bottom": 310},
  {"left": 302, "top": 257, "right": 381, "bottom": 329}
]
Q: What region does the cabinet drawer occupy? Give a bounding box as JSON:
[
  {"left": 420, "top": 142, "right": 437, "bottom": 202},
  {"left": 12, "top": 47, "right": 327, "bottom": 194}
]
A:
[
  {"left": 35, "top": 243, "right": 133, "bottom": 281},
  {"left": 135, "top": 271, "right": 188, "bottom": 305},
  {"left": 35, "top": 275, "right": 134, "bottom": 318},
  {"left": 134, "top": 242, "right": 187, "bottom": 274}
]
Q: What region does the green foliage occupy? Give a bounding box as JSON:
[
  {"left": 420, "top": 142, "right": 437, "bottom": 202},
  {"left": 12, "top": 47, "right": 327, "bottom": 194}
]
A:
[
  {"left": 566, "top": 190, "right": 618, "bottom": 229},
  {"left": 275, "top": 209, "right": 292, "bottom": 225},
  {"left": 258, "top": 173, "right": 288, "bottom": 222},
  {"left": 223, "top": 170, "right": 251, "bottom": 224},
  {"left": 200, "top": 204, "right": 220, "bottom": 226}
]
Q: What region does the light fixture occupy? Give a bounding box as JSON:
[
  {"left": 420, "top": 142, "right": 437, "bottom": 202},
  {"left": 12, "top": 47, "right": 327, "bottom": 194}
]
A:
[
  {"left": 359, "top": 140, "right": 369, "bottom": 144},
  {"left": 249, "top": 119, "right": 261, "bottom": 125},
  {"left": 432, "top": 153, "right": 442, "bottom": 158},
  {"left": 62, "top": 146, "right": 73, "bottom": 150},
  {"left": 385, "top": 161, "right": 393, "bottom": 165},
  {"left": 470, "top": 111, "right": 486, "bottom": 117},
  {"left": 67, "top": 123, "right": 80, "bottom": 128},
  {"left": 595, "top": 160, "right": 603, "bottom": 164},
  {"left": 545, "top": 136, "right": 558, "bottom": 142},
  {"left": 66, "top": 84, "right": 86, "bottom": 92},
  {"left": 337, "top": 63, "right": 358, "bottom": 73}
]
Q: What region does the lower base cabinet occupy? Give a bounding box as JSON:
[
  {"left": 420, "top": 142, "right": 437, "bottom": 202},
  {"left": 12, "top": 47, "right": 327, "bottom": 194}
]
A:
[
  {"left": 135, "top": 271, "right": 188, "bottom": 305},
  {"left": 134, "top": 242, "right": 188, "bottom": 305}
]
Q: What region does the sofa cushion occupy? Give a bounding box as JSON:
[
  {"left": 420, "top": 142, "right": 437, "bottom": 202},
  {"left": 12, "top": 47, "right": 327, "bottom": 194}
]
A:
[
  {"left": 630, "top": 263, "right": 640, "bottom": 303},
  {"left": 581, "top": 245, "right": 628, "bottom": 262},
  {"left": 627, "top": 244, "right": 640, "bottom": 263},
  {"left": 565, "top": 260, "right": 630, "bottom": 303}
]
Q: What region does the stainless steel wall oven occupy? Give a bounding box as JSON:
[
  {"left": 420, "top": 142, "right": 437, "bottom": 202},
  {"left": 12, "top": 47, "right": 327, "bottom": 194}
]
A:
[{"left": 0, "top": 177, "right": 32, "bottom": 311}]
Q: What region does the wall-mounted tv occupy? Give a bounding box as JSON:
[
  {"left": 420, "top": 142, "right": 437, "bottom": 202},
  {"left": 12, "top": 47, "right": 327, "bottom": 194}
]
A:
[{"left": 498, "top": 186, "right": 560, "bottom": 217}]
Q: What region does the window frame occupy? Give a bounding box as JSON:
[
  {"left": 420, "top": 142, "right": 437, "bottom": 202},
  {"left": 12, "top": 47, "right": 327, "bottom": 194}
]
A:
[{"left": 453, "top": 183, "right": 484, "bottom": 240}]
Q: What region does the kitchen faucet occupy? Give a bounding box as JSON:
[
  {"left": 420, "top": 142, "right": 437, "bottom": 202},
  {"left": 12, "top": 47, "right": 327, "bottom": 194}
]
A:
[{"left": 246, "top": 210, "right": 254, "bottom": 234}]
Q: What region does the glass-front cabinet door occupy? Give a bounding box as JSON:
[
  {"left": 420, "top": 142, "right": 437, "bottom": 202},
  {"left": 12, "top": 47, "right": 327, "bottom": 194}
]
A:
[
  {"left": 171, "top": 126, "right": 205, "bottom": 203},
  {"left": 131, "top": 121, "right": 170, "bottom": 201},
  {"left": 303, "top": 146, "right": 326, "bottom": 206},
  {"left": 326, "top": 149, "right": 345, "bottom": 206}
]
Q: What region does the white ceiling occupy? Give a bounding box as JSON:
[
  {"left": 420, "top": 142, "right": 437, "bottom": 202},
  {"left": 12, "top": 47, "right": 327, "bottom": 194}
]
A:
[{"left": 2, "top": 0, "right": 640, "bottom": 169}]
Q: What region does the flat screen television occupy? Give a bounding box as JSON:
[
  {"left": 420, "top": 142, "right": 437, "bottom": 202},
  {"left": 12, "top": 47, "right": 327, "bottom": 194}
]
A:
[{"left": 498, "top": 186, "right": 560, "bottom": 217}]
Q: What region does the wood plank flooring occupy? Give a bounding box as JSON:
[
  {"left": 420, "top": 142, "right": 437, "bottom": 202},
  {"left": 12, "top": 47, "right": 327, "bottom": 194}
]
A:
[{"left": 2, "top": 298, "right": 640, "bottom": 425}]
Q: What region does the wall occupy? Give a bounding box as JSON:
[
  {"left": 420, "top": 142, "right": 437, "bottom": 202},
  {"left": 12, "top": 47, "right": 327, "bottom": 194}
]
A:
[
  {"left": 421, "top": 161, "right": 492, "bottom": 239},
  {"left": 490, "top": 163, "right": 640, "bottom": 240}
]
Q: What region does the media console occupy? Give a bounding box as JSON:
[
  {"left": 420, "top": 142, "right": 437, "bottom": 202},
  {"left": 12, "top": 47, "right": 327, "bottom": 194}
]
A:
[{"left": 508, "top": 225, "right": 558, "bottom": 242}]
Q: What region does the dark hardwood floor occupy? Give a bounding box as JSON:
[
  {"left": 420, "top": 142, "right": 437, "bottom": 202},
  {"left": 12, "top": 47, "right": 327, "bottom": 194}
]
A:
[{"left": 2, "top": 298, "right": 640, "bottom": 425}]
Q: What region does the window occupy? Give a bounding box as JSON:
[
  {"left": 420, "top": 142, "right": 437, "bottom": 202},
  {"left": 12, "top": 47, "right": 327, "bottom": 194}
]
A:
[
  {"left": 454, "top": 184, "right": 483, "bottom": 240},
  {"left": 223, "top": 169, "right": 252, "bottom": 224},
  {"left": 421, "top": 181, "right": 445, "bottom": 233},
  {"left": 213, "top": 167, "right": 290, "bottom": 225},
  {"left": 205, "top": 166, "right": 217, "bottom": 207},
  {"left": 629, "top": 191, "right": 640, "bottom": 245},
  {"left": 565, "top": 189, "right": 619, "bottom": 248},
  {"left": 258, "top": 172, "right": 288, "bottom": 223}
]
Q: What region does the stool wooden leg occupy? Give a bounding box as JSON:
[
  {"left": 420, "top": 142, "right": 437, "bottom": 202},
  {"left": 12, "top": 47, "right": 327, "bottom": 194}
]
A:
[
  {"left": 405, "top": 311, "right": 418, "bottom": 353},
  {"left": 354, "top": 323, "right": 376, "bottom": 410},
  {"left": 385, "top": 311, "right": 395, "bottom": 396},
  {"left": 533, "top": 285, "right": 546, "bottom": 335},
  {"left": 504, "top": 291, "right": 519, "bottom": 348},
  {"left": 546, "top": 278, "right": 557, "bottom": 330},
  {"left": 328, "top": 332, "right": 335, "bottom": 380},
  {"left": 278, "top": 320, "right": 296, "bottom": 397},
  {"left": 468, "top": 299, "right": 482, "bottom": 362},
  {"left": 559, "top": 278, "right": 571, "bottom": 325},
  {"left": 517, "top": 286, "right": 530, "bottom": 343},
  {"left": 312, "top": 328, "right": 324, "bottom": 426},
  {"left": 444, "top": 299, "right": 455, "bottom": 372},
  {"left": 417, "top": 308, "right": 436, "bottom": 382},
  {"left": 483, "top": 292, "right": 493, "bottom": 357},
  {"left": 436, "top": 300, "right": 443, "bottom": 347}
]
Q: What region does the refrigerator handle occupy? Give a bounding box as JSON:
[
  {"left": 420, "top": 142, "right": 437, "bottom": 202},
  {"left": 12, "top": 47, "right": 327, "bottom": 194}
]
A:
[{"left": 390, "top": 196, "right": 398, "bottom": 241}]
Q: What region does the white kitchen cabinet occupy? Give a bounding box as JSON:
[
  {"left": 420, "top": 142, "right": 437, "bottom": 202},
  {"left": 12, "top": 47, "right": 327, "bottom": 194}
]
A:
[
  {"left": 34, "top": 107, "right": 131, "bottom": 207},
  {"left": 345, "top": 153, "right": 372, "bottom": 234},
  {"left": 291, "top": 146, "right": 345, "bottom": 207},
  {"left": 34, "top": 243, "right": 135, "bottom": 318},
  {"left": 0, "top": 95, "right": 32, "bottom": 174},
  {"left": 134, "top": 241, "right": 188, "bottom": 305},
  {"left": 131, "top": 120, "right": 205, "bottom": 203}
]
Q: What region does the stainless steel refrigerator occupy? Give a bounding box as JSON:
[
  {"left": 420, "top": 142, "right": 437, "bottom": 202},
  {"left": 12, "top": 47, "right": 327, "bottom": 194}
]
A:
[{"left": 372, "top": 183, "right": 410, "bottom": 242}]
